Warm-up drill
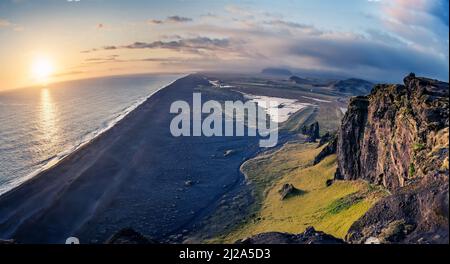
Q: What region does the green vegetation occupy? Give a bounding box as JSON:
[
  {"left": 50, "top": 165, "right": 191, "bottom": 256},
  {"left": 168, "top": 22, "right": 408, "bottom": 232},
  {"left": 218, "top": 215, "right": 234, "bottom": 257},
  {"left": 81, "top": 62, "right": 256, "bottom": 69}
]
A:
[
  {"left": 281, "top": 107, "right": 317, "bottom": 133},
  {"left": 409, "top": 162, "right": 415, "bottom": 177},
  {"left": 239, "top": 142, "right": 320, "bottom": 206},
  {"left": 325, "top": 193, "right": 364, "bottom": 215},
  {"left": 212, "top": 143, "right": 386, "bottom": 243},
  {"left": 413, "top": 142, "right": 425, "bottom": 152}
]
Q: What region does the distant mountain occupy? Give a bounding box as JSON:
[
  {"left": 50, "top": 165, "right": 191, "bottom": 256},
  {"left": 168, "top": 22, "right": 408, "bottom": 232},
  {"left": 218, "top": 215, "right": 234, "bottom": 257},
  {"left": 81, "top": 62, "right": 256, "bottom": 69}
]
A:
[
  {"left": 289, "top": 75, "right": 315, "bottom": 85},
  {"left": 261, "top": 68, "right": 292, "bottom": 76},
  {"left": 331, "top": 78, "right": 374, "bottom": 95}
]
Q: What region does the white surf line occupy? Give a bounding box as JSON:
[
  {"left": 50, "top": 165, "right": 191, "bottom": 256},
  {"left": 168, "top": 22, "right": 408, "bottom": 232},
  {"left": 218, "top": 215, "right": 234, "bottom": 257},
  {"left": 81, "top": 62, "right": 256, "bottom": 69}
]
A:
[{"left": 208, "top": 80, "right": 234, "bottom": 88}]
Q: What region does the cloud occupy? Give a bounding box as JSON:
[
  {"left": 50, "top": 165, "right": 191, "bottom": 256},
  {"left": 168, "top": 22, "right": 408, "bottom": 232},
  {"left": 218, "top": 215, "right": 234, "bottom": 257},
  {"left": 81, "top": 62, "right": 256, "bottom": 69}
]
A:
[
  {"left": 52, "top": 70, "right": 85, "bottom": 78},
  {"left": 124, "top": 37, "right": 229, "bottom": 50},
  {"left": 0, "top": 18, "right": 24, "bottom": 31},
  {"left": 81, "top": 48, "right": 97, "bottom": 53},
  {"left": 103, "top": 45, "right": 117, "bottom": 50},
  {"left": 85, "top": 55, "right": 119, "bottom": 62},
  {"left": 378, "top": 0, "right": 449, "bottom": 57},
  {"left": 148, "top": 19, "right": 163, "bottom": 25},
  {"left": 80, "top": 5, "right": 448, "bottom": 82},
  {"left": 166, "top": 15, "right": 193, "bottom": 23},
  {"left": 288, "top": 33, "right": 448, "bottom": 78},
  {"left": 262, "top": 19, "right": 323, "bottom": 35},
  {"left": 388, "top": 0, "right": 449, "bottom": 26},
  {"left": 429, "top": 0, "right": 449, "bottom": 26},
  {"left": 148, "top": 15, "right": 193, "bottom": 25},
  {"left": 225, "top": 5, "right": 254, "bottom": 18},
  {"left": 263, "top": 20, "right": 312, "bottom": 29},
  {"left": 0, "top": 19, "right": 12, "bottom": 27},
  {"left": 87, "top": 37, "right": 231, "bottom": 55}
]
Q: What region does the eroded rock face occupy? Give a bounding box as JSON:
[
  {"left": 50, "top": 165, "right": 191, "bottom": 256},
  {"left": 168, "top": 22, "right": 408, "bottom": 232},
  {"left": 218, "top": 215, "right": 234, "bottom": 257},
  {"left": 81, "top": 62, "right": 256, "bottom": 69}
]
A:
[
  {"left": 278, "top": 183, "right": 304, "bottom": 200},
  {"left": 337, "top": 73, "right": 448, "bottom": 189},
  {"left": 318, "top": 131, "right": 334, "bottom": 147},
  {"left": 337, "top": 73, "right": 449, "bottom": 244},
  {"left": 347, "top": 179, "right": 449, "bottom": 244},
  {"left": 314, "top": 134, "right": 337, "bottom": 165},
  {"left": 301, "top": 121, "right": 320, "bottom": 142}
]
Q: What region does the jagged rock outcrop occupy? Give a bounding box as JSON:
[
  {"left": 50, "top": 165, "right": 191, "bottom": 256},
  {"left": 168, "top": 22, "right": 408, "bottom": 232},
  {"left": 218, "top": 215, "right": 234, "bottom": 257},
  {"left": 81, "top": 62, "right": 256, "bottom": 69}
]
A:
[
  {"left": 278, "top": 183, "right": 304, "bottom": 200},
  {"left": 336, "top": 73, "right": 448, "bottom": 189},
  {"left": 301, "top": 121, "right": 320, "bottom": 142},
  {"left": 313, "top": 134, "right": 337, "bottom": 165},
  {"left": 336, "top": 73, "right": 449, "bottom": 244},
  {"left": 317, "top": 131, "right": 333, "bottom": 147},
  {"left": 236, "top": 227, "right": 345, "bottom": 244}
]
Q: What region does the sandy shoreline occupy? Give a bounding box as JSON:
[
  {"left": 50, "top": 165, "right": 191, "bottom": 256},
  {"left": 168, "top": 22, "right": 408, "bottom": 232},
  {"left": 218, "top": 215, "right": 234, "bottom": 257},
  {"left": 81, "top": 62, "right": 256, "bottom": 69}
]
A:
[{"left": 0, "top": 74, "right": 261, "bottom": 243}]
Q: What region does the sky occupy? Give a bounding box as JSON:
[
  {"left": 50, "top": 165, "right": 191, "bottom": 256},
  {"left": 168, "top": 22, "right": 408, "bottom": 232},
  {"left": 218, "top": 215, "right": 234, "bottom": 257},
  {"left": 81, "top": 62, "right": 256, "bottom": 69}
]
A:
[{"left": 0, "top": 0, "right": 448, "bottom": 90}]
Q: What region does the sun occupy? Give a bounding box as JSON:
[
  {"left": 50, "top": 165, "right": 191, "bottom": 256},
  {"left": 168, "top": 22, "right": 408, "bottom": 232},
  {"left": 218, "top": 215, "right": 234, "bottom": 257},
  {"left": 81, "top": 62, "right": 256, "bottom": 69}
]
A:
[{"left": 31, "top": 56, "right": 55, "bottom": 85}]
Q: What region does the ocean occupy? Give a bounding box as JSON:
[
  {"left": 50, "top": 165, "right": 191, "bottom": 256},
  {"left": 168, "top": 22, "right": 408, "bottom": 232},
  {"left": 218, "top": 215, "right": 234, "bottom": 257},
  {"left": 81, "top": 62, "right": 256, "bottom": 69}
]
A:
[{"left": 0, "top": 73, "right": 181, "bottom": 195}]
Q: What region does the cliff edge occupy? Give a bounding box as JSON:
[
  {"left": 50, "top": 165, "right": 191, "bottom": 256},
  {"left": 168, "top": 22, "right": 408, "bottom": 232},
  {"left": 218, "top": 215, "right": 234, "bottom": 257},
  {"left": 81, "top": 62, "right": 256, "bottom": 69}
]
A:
[{"left": 336, "top": 73, "right": 449, "bottom": 243}]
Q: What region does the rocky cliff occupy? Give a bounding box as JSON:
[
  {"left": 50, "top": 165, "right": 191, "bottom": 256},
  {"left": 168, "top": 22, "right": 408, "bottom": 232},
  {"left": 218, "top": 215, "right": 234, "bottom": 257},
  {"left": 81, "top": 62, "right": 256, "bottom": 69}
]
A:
[
  {"left": 301, "top": 121, "right": 320, "bottom": 142},
  {"left": 336, "top": 73, "right": 449, "bottom": 243}
]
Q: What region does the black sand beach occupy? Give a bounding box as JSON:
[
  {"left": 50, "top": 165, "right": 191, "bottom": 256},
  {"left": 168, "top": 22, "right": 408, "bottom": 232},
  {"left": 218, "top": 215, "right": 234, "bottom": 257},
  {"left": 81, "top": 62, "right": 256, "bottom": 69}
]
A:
[{"left": 0, "top": 74, "right": 261, "bottom": 243}]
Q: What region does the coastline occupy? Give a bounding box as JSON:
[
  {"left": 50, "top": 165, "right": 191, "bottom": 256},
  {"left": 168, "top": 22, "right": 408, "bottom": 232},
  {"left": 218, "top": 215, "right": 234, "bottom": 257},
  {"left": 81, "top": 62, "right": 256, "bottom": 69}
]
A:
[
  {"left": 0, "top": 74, "right": 186, "bottom": 197},
  {"left": 0, "top": 74, "right": 261, "bottom": 243}
]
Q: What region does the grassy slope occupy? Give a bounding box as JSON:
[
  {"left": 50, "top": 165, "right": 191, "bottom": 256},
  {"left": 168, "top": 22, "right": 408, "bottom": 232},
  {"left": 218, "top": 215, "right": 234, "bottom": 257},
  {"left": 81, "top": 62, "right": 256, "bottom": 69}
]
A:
[
  {"left": 280, "top": 103, "right": 344, "bottom": 136},
  {"left": 213, "top": 143, "right": 386, "bottom": 243},
  {"left": 315, "top": 104, "right": 346, "bottom": 134},
  {"left": 281, "top": 107, "right": 318, "bottom": 133}
]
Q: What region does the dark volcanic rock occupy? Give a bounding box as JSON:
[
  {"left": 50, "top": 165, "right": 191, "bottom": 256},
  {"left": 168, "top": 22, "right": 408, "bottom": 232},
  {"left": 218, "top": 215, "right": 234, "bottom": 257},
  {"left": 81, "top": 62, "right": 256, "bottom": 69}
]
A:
[
  {"left": 335, "top": 96, "right": 369, "bottom": 182},
  {"left": 236, "top": 227, "right": 345, "bottom": 244},
  {"left": 318, "top": 131, "right": 333, "bottom": 147},
  {"left": 337, "top": 73, "right": 449, "bottom": 244},
  {"left": 301, "top": 121, "right": 320, "bottom": 142},
  {"left": 325, "top": 179, "right": 334, "bottom": 187},
  {"left": 278, "top": 183, "right": 303, "bottom": 200},
  {"left": 337, "top": 73, "right": 449, "bottom": 189},
  {"left": 347, "top": 178, "right": 449, "bottom": 244},
  {"left": 314, "top": 134, "right": 337, "bottom": 165},
  {"left": 105, "top": 228, "right": 156, "bottom": 244}
]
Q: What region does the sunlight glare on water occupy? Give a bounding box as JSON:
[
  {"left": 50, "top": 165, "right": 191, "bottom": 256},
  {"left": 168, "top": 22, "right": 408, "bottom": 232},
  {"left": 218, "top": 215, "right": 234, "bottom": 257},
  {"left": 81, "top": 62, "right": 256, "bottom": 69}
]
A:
[
  {"left": 39, "top": 88, "right": 59, "bottom": 145},
  {"left": 0, "top": 74, "right": 181, "bottom": 195}
]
